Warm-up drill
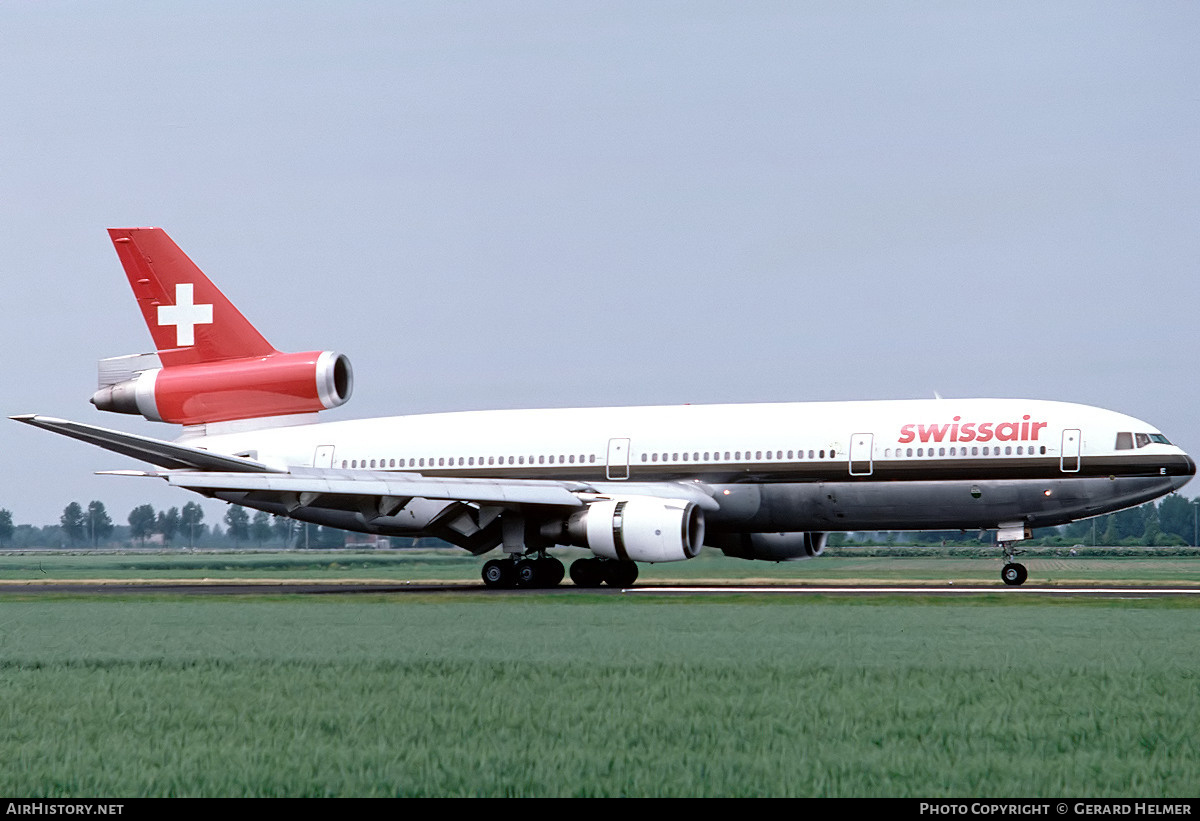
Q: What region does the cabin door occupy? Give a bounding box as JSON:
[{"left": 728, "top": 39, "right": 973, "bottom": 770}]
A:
[
  {"left": 1060, "top": 429, "right": 1081, "bottom": 473},
  {"left": 606, "top": 438, "right": 630, "bottom": 480},
  {"left": 849, "top": 433, "right": 874, "bottom": 476}
]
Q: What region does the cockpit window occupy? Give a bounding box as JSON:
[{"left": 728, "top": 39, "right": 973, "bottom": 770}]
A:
[
  {"left": 1117, "top": 432, "right": 1171, "bottom": 449},
  {"left": 1122, "top": 432, "right": 1172, "bottom": 449}
]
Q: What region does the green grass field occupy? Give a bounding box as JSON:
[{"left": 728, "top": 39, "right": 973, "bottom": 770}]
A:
[
  {"left": 3, "top": 547, "right": 1200, "bottom": 586},
  {"left": 1, "top": 551, "right": 1198, "bottom": 797}
]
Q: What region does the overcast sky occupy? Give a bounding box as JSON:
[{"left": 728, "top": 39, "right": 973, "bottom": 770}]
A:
[{"left": 2, "top": 2, "right": 1198, "bottom": 528}]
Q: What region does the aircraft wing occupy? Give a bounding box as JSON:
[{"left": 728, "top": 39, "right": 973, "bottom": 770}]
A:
[
  {"left": 140, "top": 469, "right": 720, "bottom": 554},
  {"left": 10, "top": 415, "right": 279, "bottom": 473},
  {"left": 156, "top": 470, "right": 721, "bottom": 511},
  {"left": 158, "top": 469, "right": 589, "bottom": 508}
]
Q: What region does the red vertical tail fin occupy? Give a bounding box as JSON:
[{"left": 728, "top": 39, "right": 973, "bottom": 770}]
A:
[
  {"left": 107, "top": 228, "right": 278, "bottom": 367},
  {"left": 94, "top": 228, "right": 353, "bottom": 425}
]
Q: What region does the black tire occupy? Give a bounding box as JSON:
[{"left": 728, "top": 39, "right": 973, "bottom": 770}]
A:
[
  {"left": 603, "top": 560, "right": 639, "bottom": 588},
  {"left": 515, "top": 559, "right": 540, "bottom": 588},
  {"left": 482, "top": 559, "right": 515, "bottom": 589},
  {"left": 1001, "top": 563, "right": 1028, "bottom": 586},
  {"left": 569, "top": 558, "right": 604, "bottom": 588},
  {"left": 542, "top": 556, "right": 565, "bottom": 587}
]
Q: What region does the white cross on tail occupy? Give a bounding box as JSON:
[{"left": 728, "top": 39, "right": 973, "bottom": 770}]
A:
[{"left": 157, "top": 283, "right": 213, "bottom": 347}]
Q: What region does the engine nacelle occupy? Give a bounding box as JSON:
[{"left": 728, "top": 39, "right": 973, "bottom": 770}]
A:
[
  {"left": 91, "top": 350, "right": 353, "bottom": 425},
  {"left": 707, "top": 531, "right": 828, "bottom": 562},
  {"left": 546, "top": 497, "right": 705, "bottom": 563}
]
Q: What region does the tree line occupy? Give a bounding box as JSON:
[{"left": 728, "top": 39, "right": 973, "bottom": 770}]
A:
[
  {"left": 0, "top": 501, "right": 399, "bottom": 549},
  {"left": 1, "top": 493, "right": 1197, "bottom": 549},
  {"left": 834, "top": 493, "right": 1200, "bottom": 547}
]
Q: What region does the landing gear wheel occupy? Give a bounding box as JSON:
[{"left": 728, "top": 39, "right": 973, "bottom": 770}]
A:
[
  {"left": 514, "top": 559, "right": 541, "bottom": 588},
  {"left": 482, "top": 558, "right": 516, "bottom": 589},
  {"left": 1001, "top": 563, "right": 1028, "bottom": 586},
  {"left": 569, "top": 558, "right": 605, "bottom": 588},
  {"left": 603, "top": 560, "right": 639, "bottom": 588},
  {"left": 541, "top": 556, "right": 565, "bottom": 587}
]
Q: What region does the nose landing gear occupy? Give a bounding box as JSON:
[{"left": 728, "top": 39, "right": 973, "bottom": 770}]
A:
[
  {"left": 1001, "top": 560, "right": 1028, "bottom": 586},
  {"left": 999, "top": 540, "right": 1028, "bottom": 586}
]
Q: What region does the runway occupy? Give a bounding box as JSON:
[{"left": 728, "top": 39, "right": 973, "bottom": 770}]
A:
[{"left": 2, "top": 579, "right": 1198, "bottom": 597}]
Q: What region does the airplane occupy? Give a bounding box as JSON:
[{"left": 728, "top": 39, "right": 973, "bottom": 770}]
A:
[{"left": 12, "top": 228, "right": 1195, "bottom": 588}]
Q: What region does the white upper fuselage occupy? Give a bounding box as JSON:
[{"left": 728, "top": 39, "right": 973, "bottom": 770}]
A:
[{"left": 185, "top": 397, "right": 1191, "bottom": 486}]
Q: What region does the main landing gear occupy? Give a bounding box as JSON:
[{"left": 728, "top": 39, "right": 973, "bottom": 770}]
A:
[
  {"left": 568, "top": 557, "right": 638, "bottom": 588},
  {"left": 481, "top": 555, "right": 564, "bottom": 589},
  {"left": 999, "top": 541, "right": 1028, "bottom": 586},
  {"left": 480, "top": 555, "right": 638, "bottom": 589}
]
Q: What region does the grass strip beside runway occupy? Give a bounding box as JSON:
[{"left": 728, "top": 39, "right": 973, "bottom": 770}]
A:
[{"left": 0, "top": 595, "right": 1197, "bottom": 797}]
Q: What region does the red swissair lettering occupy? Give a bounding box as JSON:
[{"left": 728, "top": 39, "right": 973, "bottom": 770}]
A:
[{"left": 898, "top": 415, "right": 1048, "bottom": 445}]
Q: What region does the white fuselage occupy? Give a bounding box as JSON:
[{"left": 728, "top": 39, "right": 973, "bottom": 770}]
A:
[{"left": 184, "top": 397, "right": 1193, "bottom": 536}]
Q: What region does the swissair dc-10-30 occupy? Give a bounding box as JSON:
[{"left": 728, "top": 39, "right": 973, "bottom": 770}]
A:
[{"left": 13, "top": 228, "right": 1195, "bottom": 587}]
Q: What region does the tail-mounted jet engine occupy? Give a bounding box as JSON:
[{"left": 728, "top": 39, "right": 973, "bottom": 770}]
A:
[
  {"left": 707, "top": 531, "right": 828, "bottom": 561},
  {"left": 90, "top": 350, "right": 353, "bottom": 425},
  {"left": 542, "top": 497, "right": 705, "bottom": 563}
]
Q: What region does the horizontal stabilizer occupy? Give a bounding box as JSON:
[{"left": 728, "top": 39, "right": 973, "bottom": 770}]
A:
[{"left": 9, "top": 415, "right": 279, "bottom": 473}]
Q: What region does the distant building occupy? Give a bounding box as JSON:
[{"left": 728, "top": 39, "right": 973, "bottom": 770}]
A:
[{"left": 344, "top": 533, "right": 391, "bottom": 549}]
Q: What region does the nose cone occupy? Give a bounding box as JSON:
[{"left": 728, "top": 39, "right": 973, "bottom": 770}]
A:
[{"left": 1170, "top": 455, "right": 1196, "bottom": 492}]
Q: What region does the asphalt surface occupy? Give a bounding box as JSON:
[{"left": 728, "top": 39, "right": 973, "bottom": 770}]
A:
[{"left": 1, "top": 580, "right": 1197, "bottom": 597}]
